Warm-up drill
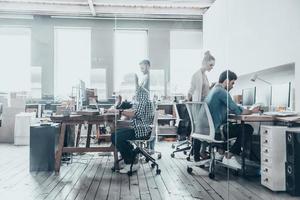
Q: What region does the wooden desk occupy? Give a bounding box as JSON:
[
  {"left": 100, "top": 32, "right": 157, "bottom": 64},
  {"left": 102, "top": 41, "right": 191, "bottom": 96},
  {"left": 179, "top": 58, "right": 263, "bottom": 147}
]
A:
[
  {"left": 229, "top": 114, "right": 300, "bottom": 177},
  {"left": 51, "top": 113, "right": 118, "bottom": 172}
]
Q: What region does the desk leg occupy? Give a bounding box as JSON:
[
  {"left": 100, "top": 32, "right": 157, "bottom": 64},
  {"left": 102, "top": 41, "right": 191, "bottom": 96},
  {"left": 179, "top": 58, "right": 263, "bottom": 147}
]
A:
[
  {"left": 241, "top": 120, "right": 246, "bottom": 177},
  {"left": 113, "top": 145, "right": 120, "bottom": 170},
  {"left": 55, "top": 123, "right": 66, "bottom": 173},
  {"left": 76, "top": 124, "right": 82, "bottom": 147},
  {"left": 86, "top": 124, "right": 92, "bottom": 148}
]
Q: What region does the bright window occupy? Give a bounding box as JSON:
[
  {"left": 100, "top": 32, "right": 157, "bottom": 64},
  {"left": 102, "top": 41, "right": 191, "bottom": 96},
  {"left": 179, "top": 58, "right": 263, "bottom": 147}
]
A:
[
  {"left": 150, "top": 69, "right": 165, "bottom": 99},
  {"left": 0, "top": 28, "right": 31, "bottom": 93},
  {"left": 54, "top": 28, "right": 91, "bottom": 99},
  {"left": 114, "top": 29, "right": 148, "bottom": 100},
  {"left": 170, "top": 30, "right": 203, "bottom": 96}
]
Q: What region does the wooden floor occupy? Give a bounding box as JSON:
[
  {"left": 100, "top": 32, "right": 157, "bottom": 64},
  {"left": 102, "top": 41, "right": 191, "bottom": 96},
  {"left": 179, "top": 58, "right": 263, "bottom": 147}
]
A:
[{"left": 0, "top": 143, "right": 299, "bottom": 200}]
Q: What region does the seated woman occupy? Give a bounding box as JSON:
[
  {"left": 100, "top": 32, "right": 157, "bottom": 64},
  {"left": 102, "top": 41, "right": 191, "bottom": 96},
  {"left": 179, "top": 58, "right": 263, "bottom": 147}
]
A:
[{"left": 111, "top": 86, "right": 154, "bottom": 174}]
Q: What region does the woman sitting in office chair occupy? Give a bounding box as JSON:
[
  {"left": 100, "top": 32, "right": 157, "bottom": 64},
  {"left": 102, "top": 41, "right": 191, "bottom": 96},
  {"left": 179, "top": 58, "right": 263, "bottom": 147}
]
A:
[{"left": 188, "top": 51, "right": 216, "bottom": 162}]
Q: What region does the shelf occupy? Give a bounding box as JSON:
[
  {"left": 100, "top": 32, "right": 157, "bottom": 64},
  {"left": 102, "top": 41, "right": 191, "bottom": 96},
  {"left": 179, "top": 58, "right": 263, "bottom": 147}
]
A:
[
  {"left": 157, "top": 103, "right": 174, "bottom": 106},
  {"left": 157, "top": 117, "right": 176, "bottom": 120},
  {"left": 158, "top": 126, "right": 176, "bottom": 129},
  {"left": 157, "top": 133, "right": 177, "bottom": 136}
]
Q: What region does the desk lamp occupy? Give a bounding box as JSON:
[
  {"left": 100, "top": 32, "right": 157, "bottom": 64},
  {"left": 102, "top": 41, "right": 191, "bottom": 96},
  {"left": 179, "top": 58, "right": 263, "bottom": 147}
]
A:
[{"left": 250, "top": 74, "right": 272, "bottom": 111}]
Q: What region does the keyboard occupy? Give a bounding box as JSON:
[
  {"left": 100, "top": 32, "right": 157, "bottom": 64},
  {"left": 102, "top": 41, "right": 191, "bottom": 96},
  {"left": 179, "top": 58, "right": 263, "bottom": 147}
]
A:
[{"left": 263, "top": 111, "right": 298, "bottom": 117}]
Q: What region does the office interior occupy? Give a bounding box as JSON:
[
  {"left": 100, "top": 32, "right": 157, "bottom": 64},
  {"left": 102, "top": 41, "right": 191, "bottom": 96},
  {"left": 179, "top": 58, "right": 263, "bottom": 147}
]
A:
[{"left": 0, "top": 0, "right": 300, "bottom": 199}]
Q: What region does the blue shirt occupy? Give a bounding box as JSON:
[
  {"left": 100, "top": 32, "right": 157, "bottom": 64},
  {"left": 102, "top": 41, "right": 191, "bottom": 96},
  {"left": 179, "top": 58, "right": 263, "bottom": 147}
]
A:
[{"left": 205, "top": 84, "right": 243, "bottom": 132}]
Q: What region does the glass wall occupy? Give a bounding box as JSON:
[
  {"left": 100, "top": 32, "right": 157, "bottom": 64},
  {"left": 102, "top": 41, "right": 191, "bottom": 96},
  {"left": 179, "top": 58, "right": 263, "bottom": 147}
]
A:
[{"left": 114, "top": 29, "right": 148, "bottom": 100}]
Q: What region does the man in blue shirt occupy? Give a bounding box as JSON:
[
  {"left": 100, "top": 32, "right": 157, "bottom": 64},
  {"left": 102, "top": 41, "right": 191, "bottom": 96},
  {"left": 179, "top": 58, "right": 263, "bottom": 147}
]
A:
[{"left": 195, "top": 70, "right": 260, "bottom": 169}]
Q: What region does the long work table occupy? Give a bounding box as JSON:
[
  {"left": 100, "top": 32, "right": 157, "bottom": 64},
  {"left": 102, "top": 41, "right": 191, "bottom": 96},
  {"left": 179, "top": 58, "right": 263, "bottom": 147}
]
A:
[{"left": 51, "top": 113, "right": 118, "bottom": 173}]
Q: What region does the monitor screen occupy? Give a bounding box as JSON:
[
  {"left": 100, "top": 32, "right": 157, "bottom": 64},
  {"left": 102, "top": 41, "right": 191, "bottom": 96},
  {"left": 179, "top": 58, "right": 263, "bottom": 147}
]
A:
[
  {"left": 242, "top": 87, "right": 256, "bottom": 106},
  {"left": 255, "top": 85, "right": 271, "bottom": 107},
  {"left": 271, "top": 82, "right": 291, "bottom": 107}
]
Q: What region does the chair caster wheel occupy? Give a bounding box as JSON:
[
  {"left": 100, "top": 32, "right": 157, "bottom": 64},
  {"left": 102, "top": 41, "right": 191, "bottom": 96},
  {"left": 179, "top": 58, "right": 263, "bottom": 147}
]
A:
[
  {"left": 171, "top": 153, "right": 175, "bottom": 158},
  {"left": 187, "top": 167, "right": 193, "bottom": 174},
  {"left": 183, "top": 150, "right": 187, "bottom": 155},
  {"left": 156, "top": 169, "right": 161, "bottom": 175},
  {"left": 151, "top": 163, "right": 156, "bottom": 168},
  {"left": 145, "top": 158, "right": 150, "bottom": 163},
  {"left": 127, "top": 171, "right": 133, "bottom": 176},
  {"left": 199, "top": 165, "right": 205, "bottom": 169},
  {"left": 209, "top": 173, "right": 215, "bottom": 179},
  {"left": 171, "top": 144, "right": 175, "bottom": 149},
  {"left": 186, "top": 157, "right": 190, "bottom": 161},
  {"left": 157, "top": 153, "right": 162, "bottom": 159}
]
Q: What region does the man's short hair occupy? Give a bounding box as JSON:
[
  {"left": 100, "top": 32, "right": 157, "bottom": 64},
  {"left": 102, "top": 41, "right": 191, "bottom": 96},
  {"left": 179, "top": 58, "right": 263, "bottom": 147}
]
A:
[
  {"left": 139, "top": 59, "right": 150, "bottom": 67},
  {"left": 218, "top": 70, "right": 237, "bottom": 83}
]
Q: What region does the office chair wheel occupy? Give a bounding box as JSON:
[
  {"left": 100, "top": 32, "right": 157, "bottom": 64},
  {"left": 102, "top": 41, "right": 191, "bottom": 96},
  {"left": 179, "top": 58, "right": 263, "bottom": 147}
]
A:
[
  {"left": 171, "top": 153, "right": 175, "bottom": 158},
  {"left": 171, "top": 144, "right": 175, "bottom": 149},
  {"left": 209, "top": 172, "right": 215, "bottom": 179},
  {"left": 151, "top": 163, "right": 156, "bottom": 168},
  {"left": 145, "top": 158, "right": 150, "bottom": 163},
  {"left": 127, "top": 171, "right": 133, "bottom": 176},
  {"left": 157, "top": 153, "right": 162, "bottom": 159},
  {"left": 187, "top": 167, "right": 193, "bottom": 174},
  {"left": 199, "top": 165, "right": 205, "bottom": 169},
  {"left": 183, "top": 150, "right": 187, "bottom": 155},
  {"left": 156, "top": 169, "right": 161, "bottom": 175},
  {"left": 186, "top": 156, "right": 190, "bottom": 161}
]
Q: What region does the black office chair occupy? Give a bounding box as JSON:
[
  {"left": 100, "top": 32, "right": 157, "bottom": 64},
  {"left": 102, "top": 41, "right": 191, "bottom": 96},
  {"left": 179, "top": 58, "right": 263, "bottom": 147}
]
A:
[
  {"left": 126, "top": 111, "right": 161, "bottom": 176},
  {"left": 170, "top": 103, "right": 192, "bottom": 158}
]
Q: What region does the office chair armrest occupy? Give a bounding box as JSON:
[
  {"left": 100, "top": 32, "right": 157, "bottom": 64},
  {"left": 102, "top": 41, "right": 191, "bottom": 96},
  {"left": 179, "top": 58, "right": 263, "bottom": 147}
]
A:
[{"left": 219, "top": 124, "right": 226, "bottom": 141}]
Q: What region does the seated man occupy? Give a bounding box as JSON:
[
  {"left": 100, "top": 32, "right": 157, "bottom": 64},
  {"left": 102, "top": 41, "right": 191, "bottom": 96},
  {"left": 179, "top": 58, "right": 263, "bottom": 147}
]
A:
[
  {"left": 111, "top": 86, "right": 154, "bottom": 173},
  {"left": 197, "top": 70, "right": 259, "bottom": 168}
]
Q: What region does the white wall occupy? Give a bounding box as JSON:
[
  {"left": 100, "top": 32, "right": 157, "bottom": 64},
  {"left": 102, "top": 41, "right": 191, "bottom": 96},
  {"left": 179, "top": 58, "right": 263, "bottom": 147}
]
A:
[{"left": 203, "top": 0, "right": 300, "bottom": 111}]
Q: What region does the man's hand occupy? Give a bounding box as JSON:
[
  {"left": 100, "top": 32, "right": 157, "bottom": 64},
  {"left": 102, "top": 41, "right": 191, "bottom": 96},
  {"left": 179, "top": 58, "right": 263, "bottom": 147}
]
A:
[
  {"left": 106, "top": 108, "right": 118, "bottom": 113},
  {"left": 241, "top": 106, "right": 260, "bottom": 115}
]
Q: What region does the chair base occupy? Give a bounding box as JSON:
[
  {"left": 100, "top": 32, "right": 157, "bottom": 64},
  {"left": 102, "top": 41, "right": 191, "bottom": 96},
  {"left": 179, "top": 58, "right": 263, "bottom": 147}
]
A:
[
  {"left": 123, "top": 140, "right": 161, "bottom": 176},
  {"left": 187, "top": 143, "right": 239, "bottom": 179}
]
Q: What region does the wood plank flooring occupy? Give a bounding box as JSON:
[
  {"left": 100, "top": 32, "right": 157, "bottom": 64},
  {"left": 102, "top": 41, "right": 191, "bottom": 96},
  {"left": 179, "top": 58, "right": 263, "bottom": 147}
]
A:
[{"left": 0, "top": 143, "right": 299, "bottom": 200}]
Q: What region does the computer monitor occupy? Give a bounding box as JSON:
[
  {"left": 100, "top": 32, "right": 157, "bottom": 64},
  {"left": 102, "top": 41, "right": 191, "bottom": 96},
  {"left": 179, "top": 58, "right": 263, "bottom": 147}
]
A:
[
  {"left": 242, "top": 87, "right": 256, "bottom": 106},
  {"left": 271, "top": 82, "right": 291, "bottom": 108},
  {"left": 255, "top": 85, "right": 271, "bottom": 107}
]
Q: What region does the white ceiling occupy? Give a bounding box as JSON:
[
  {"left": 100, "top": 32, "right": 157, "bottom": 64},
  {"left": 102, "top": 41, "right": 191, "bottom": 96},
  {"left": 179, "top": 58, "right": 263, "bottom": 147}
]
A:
[{"left": 0, "top": 0, "right": 215, "bottom": 19}]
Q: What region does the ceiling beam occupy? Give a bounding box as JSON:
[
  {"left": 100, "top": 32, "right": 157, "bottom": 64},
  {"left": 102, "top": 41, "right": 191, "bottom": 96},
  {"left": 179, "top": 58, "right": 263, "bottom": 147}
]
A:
[{"left": 87, "top": 0, "right": 96, "bottom": 16}]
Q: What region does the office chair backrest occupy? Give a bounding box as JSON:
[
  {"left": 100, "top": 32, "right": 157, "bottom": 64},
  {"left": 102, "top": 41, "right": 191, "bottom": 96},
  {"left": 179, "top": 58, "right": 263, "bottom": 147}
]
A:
[
  {"left": 175, "top": 103, "right": 191, "bottom": 135},
  {"left": 185, "top": 102, "right": 216, "bottom": 142}
]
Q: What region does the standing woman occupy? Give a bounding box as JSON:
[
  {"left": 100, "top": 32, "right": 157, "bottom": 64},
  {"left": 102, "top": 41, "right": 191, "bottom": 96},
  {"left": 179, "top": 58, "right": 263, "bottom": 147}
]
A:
[{"left": 188, "top": 51, "right": 215, "bottom": 162}]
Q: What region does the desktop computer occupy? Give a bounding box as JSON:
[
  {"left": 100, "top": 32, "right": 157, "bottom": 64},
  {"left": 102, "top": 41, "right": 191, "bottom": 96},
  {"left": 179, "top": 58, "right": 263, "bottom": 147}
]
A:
[{"left": 242, "top": 87, "right": 256, "bottom": 106}]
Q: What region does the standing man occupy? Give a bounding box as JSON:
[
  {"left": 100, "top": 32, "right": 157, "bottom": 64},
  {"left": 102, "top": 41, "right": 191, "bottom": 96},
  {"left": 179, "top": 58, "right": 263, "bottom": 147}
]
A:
[{"left": 136, "top": 59, "right": 150, "bottom": 91}]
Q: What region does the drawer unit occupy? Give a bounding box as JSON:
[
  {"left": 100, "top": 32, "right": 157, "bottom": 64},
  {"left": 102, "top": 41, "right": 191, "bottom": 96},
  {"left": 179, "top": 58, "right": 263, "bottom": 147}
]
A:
[{"left": 260, "top": 125, "right": 300, "bottom": 191}]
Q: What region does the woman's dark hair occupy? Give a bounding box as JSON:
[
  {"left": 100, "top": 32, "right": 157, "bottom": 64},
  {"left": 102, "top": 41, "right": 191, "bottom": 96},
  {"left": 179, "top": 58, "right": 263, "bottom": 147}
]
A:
[{"left": 218, "top": 70, "right": 237, "bottom": 83}]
